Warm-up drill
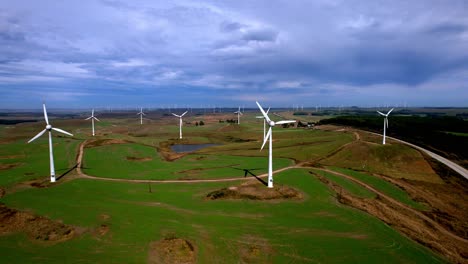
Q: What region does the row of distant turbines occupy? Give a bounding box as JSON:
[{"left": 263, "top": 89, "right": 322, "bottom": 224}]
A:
[{"left": 27, "top": 102, "right": 393, "bottom": 187}]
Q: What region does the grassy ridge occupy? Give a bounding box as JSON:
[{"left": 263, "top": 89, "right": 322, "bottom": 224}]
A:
[
  {"left": 311, "top": 169, "right": 376, "bottom": 199},
  {"left": 329, "top": 167, "right": 427, "bottom": 210}
]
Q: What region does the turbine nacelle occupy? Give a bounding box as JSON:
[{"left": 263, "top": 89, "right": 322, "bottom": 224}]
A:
[
  {"left": 268, "top": 120, "right": 275, "bottom": 127},
  {"left": 46, "top": 124, "right": 52, "bottom": 130}
]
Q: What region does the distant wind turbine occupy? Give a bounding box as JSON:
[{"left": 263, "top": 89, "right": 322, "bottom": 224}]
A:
[
  {"left": 27, "top": 104, "right": 74, "bottom": 183},
  {"left": 234, "top": 107, "right": 243, "bottom": 124},
  {"left": 377, "top": 108, "right": 394, "bottom": 145},
  {"left": 256, "top": 107, "right": 270, "bottom": 139},
  {"left": 85, "top": 109, "right": 100, "bottom": 136},
  {"left": 256, "top": 101, "right": 296, "bottom": 188},
  {"left": 172, "top": 111, "right": 188, "bottom": 139},
  {"left": 137, "top": 107, "right": 145, "bottom": 125}
]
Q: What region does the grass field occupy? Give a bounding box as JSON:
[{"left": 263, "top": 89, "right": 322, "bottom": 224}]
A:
[
  {"left": 83, "top": 143, "right": 294, "bottom": 180},
  {"left": 0, "top": 169, "right": 445, "bottom": 263},
  {"left": 0, "top": 114, "right": 456, "bottom": 263}
]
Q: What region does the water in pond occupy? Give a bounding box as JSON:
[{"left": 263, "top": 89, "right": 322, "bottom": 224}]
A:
[{"left": 171, "top": 144, "right": 219, "bottom": 153}]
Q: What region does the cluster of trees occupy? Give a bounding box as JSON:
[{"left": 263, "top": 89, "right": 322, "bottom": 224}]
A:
[
  {"left": 195, "top": 121, "right": 205, "bottom": 126},
  {"left": 318, "top": 115, "right": 468, "bottom": 165}
]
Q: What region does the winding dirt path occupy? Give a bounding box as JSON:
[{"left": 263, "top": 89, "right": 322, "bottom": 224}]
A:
[{"left": 76, "top": 140, "right": 298, "bottom": 183}]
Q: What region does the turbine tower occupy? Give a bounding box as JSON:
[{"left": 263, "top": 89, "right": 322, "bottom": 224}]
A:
[
  {"left": 234, "top": 107, "right": 243, "bottom": 124},
  {"left": 137, "top": 107, "right": 145, "bottom": 125},
  {"left": 256, "top": 107, "right": 270, "bottom": 139},
  {"left": 256, "top": 101, "right": 296, "bottom": 188},
  {"left": 377, "top": 108, "right": 394, "bottom": 145},
  {"left": 172, "top": 110, "right": 188, "bottom": 139},
  {"left": 27, "top": 104, "right": 73, "bottom": 183},
  {"left": 85, "top": 109, "right": 100, "bottom": 136}
]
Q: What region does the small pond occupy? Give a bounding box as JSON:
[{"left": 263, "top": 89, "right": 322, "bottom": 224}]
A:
[{"left": 171, "top": 143, "right": 220, "bottom": 153}]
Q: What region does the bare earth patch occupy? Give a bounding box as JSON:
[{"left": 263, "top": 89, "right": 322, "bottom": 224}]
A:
[
  {"left": 236, "top": 235, "right": 273, "bottom": 263},
  {"left": 0, "top": 203, "right": 76, "bottom": 243},
  {"left": 126, "top": 156, "right": 152, "bottom": 161},
  {"left": 148, "top": 238, "right": 196, "bottom": 264},
  {"left": 206, "top": 180, "right": 303, "bottom": 200},
  {"left": 0, "top": 163, "right": 22, "bottom": 170},
  {"left": 85, "top": 139, "right": 129, "bottom": 148}
]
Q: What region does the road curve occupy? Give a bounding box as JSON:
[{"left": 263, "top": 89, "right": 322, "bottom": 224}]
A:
[{"left": 368, "top": 132, "right": 468, "bottom": 180}]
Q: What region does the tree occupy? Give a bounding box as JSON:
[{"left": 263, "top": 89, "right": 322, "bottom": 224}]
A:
[{"left": 199, "top": 120, "right": 205, "bottom": 126}]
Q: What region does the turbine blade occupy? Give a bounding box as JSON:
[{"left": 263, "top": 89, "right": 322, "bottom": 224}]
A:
[
  {"left": 171, "top": 113, "right": 180, "bottom": 117},
  {"left": 377, "top": 111, "right": 386, "bottom": 116},
  {"left": 43, "top": 104, "right": 49, "bottom": 125},
  {"left": 85, "top": 116, "right": 92, "bottom": 120},
  {"left": 266, "top": 107, "right": 270, "bottom": 114},
  {"left": 92, "top": 109, "right": 94, "bottom": 116},
  {"left": 261, "top": 128, "right": 272, "bottom": 151},
  {"left": 255, "top": 116, "right": 264, "bottom": 119},
  {"left": 52, "top": 127, "right": 73, "bottom": 137},
  {"left": 256, "top": 101, "right": 271, "bottom": 123},
  {"left": 94, "top": 117, "right": 100, "bottom": 121},
  {"left": 181, "top": 111, "right": 188, "bottom": 117},
  {"left": 27, "top": 129, "right": 46, "bottom": 143},
  {"left": 276, "top": 120, "right": 296, "bottom": 125},
  {"left": 386, "top": 118, "right": 389, "bottom": 128},
  {"left": 387, "top": 108, "right": 394, "bottom": 115}
]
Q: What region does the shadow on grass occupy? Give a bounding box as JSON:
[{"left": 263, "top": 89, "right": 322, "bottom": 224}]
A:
[
  {"left": 233, "top": 167, "right": 267, "bottom": 186},
  {"left": 55, "top": 163, "right": 78, "bottom": 181}
]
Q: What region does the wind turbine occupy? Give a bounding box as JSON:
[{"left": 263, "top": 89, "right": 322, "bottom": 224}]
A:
[
  {"left": 27, "top": 104, "right": 74, "bottom": 183},
  {"left": 234, "top": 107, "right": 243, "bottom": 124},
  {"left": 85, "top": 109, "right": 100, "bottom": 136},
  {"left": 137, "top": 107, "right": 145, "bottom": 125},
  {"left": 377, "top": 108, "right": 394, "bottom": 145},
  {"left": 172, "top": 110, "right": 188, "bottom": 139},
  {"left": 256, "top": 107, "right": 270, "bottom": 139},
  {"left": 256, "top": 101, "right": 296, "bottom": 188}
]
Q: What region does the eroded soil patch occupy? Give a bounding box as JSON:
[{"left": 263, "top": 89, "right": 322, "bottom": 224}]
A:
[
  {"left": 85, "top": 139, "right": 129, "bottom": 148},
  {"left": 148, "top": 237, "right": 196, "bottom": 264},
  {"left": 0, "top": 163, "right": 22, "bottom": 170},
  {"left": 314, "top": 174, "right": 468, "bottom": 263},
  {"left": 126, "top": 156, "right": 152, "bottom": 161},
  {"left": 0, "top": 203, "right": 76, "bottom": 243},
  {"left": 207, "top": 180, "right": 303, "bottom": 200}
]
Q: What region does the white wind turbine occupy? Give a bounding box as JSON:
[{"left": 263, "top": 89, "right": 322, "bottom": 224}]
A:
[
  {"left": 27, "top": 104, "right": 74, "bottom": 183},
  {"left": 256, "top": 107, "right": 270, "bottom": 139},
  {"left": 172, "top": 110, "right": 188, "bottom": 139},
  {"left": 234, "top": 107, "right": 243, "bottom": 124},
  {"left": 85, "top": 109, "right": 100, "bottom": 136},
  {"left": 256, "top": 101, "right": 296, "bottom": 188},
  {"left": 137, "top": 107, "right": 145, "bottom": 125},
  {"left": 377, "top": 108, "right": 394, "bottom": 145}
]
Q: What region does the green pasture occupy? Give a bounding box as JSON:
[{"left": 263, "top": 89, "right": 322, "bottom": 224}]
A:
[
  {"left": 83, "top": 143, "right": 293, "bottom": 180},
  {"left": 0, "top": 137, "right": 80, "bottom": 187},
  {"left": 0, "top": 169, "right": 446, "bottom": 263}
]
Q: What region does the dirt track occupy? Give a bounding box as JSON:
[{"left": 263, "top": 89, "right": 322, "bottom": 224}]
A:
[{"left": 76, "top": 139, "right": 298, "bottom": 183}]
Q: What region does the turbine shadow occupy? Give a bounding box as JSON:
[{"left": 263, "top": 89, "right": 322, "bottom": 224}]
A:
[
  {"left": 232, "top": 167, "right": 267, "bottom": 186},
  {"left": 55, "top": 163, "right": 78, "bottom": 181}
]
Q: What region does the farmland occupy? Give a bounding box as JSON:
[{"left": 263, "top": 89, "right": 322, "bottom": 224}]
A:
[{"left": 0, "top": 110, "right": 466, "bottom": 263}]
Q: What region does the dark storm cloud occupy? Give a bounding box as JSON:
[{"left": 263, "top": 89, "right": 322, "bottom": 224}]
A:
[{"left": 0, "top": 0, "right": 467, "bottom": 108}]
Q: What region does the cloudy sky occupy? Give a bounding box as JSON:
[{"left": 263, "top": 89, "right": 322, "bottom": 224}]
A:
[{"left": 1, "top": 0, "right": 467, "bottom": 108}]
